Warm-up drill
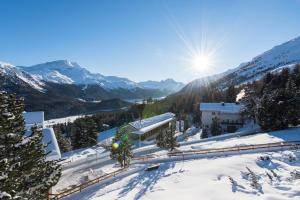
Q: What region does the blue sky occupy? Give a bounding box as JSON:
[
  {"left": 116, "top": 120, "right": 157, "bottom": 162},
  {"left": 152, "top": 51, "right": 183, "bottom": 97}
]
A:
[{"left": 1, "top": 0, "right": 300, "bottom": 83}]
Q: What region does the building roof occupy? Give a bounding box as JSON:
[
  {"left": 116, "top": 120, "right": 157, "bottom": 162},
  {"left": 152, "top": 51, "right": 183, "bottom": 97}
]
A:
[
  {"left": 129, "top": 112, "right": 175, "bottom": 135},
  {"left": 42, "top": 128, "right": 61, "bottom": 161},
  {"left": 23, "top": 111, "right": 44, "bottom": 127},
  {"left": 199, "top": 103, "right": 242, "bottom": 114},
  {"left": 98, "top": 127, "right": 117, "bottom": 142}
]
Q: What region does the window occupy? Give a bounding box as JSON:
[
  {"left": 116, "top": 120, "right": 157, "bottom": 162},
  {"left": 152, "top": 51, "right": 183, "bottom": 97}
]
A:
[{"left": 212, "top": 112, "right": 215, "bottom": 115}]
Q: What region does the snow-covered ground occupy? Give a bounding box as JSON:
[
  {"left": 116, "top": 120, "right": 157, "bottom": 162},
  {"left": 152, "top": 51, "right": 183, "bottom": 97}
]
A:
[
  {"left": 185, "top": 127, "right": 300, "bottom": 151},
  {"left": 56, "top": 127, "right": 300, "bottom": 199},
  {"left": 44, "top": 114, "right": 87, "bottom": 126},
  {"left": 65, "top": 150, "right": 300, "bottom": 200}
]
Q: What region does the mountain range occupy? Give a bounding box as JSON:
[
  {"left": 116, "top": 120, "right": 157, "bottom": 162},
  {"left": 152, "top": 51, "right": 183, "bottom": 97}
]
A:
[
  {"left": 18, "top": 60, "right": 184, "bottom": 93},
  {"left": 1, "top": 36, "right": 300, "bottom": 118},
  {"left": 0, "top": 60, "right": 184, "bottom": 119}
]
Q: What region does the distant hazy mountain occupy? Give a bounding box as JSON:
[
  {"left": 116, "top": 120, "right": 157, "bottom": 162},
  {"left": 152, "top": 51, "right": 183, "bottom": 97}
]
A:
[
  {"left": 19, "top": 60, "right": 184, "bottom": 93},
  {"left": 138, "top": 79, "right": 184, "bottom": 94},
  {"left": 179, "top": 36, "right": 300, "bottom": 94}
]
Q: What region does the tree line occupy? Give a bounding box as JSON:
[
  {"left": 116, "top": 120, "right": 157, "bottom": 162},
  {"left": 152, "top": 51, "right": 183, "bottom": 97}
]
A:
[{"left": 53, "top": 107, "right": 141, "bottom": 151}]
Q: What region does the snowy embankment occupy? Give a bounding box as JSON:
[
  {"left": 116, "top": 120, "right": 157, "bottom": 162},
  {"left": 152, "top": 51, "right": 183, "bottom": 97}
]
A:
[
  {"left": 65, "top": 150, "right": 300, "bottom": 200},
  {"left": 183, "top": 127, "right": 300, "bottom": 151}
]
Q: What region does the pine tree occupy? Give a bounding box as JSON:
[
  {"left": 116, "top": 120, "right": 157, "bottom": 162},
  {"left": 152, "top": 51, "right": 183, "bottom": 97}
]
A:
[
  {"left": 241, "top": 86, "right": 259, "bottom": 123},
  {"left": 0, "top": 92, "right": 27, "bottom": 198},
  {"left": 226, "top": 85, "right": 236, "bottom": 102},
  {"left": 285, "top": 77, "right": 299, "bottom": 126},
  {"left": 110, "top": 126, "right": 133, "bottom": 167},
  {"left": 211, "top": 117, "right": 221, "bottom": 136},
  {"left": 156, "top": 124, "right": 178, "bottom": 151},
  {"left": 201, "top": 127, "right": 208, "bottom": 139},
  {"left": 52, "top": 127, "right": 72, "bottom": 153},
  {"left": 0, "top": 92, "right": 61, "bottom": 199},
  {"left": 17, "top": 126, "right": 61, "bottom": 199},
  {"left": 258, "top": 88, "right": 289, "bottom": 131}
]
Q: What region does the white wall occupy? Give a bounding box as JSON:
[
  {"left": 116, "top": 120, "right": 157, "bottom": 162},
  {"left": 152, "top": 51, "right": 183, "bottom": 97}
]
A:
[{"left": 201, "top": 111, "right": 242, "bottom": 131}]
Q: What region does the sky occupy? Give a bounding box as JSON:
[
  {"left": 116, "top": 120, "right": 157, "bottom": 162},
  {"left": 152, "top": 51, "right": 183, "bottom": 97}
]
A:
[{"left": 1, "top": 0, "right": 300, "bottom": 83}]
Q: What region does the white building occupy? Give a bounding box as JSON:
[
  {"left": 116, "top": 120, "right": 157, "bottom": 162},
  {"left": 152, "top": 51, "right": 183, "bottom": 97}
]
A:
[
  {"left": 23, "top": 111, "right": 61, "bottom": 161},
  {"left": 200, "top": 102, "right": 244, "bottom": 133}
]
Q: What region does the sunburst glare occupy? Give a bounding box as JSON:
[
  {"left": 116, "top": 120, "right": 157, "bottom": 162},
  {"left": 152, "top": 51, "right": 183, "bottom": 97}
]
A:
[{"left": 191, "top": 53, "right": 212, "bottom": 71}]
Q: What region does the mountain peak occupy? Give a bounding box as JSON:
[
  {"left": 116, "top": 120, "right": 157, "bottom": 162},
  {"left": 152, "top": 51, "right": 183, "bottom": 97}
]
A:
[
  {"left": 0, "top": 61, "right": 14, "bottom": 68},
  {"left": 31, "top": 60, "right": 81, "bottom": 69}
]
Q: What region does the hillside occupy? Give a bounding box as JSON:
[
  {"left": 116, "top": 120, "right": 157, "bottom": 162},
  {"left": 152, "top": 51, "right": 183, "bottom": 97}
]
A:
[
  {"left": 61, "top": 128, "right": 300, "bottom": 200},
  {"left": 181, "top": 36, "right": 300, "bottom": 93}
]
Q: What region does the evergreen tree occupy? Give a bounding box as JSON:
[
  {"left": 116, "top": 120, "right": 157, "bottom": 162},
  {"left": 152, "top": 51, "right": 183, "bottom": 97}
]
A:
[
  {"left": 201, "top": 127, "right": 209, "bottom": 139},
  {"left": 226, "top": 85, "right": 236, "bottom": 102},
  {"left": 0, "top": 92, "right": 61, "bottom": 199},
  {"left": 110, "top": 126, "right": 133, "bottom": 167},
  {"left": 257, "top": 88, "right": 289, "bottom": 131},
  {"left": 18, "top": 126, "right": 61, "bottom": 199},
  {"left": 71, "top": 118, "right": 98, "bottom": 149},
  {"left": 53, "top": 127, "right": 72, "bottom": 153},
  {"left": 211, "top": 117, "right": 222, "bottom": 136},
  {"left": 285, "top": 77, "right": 299, "bottom": 126},
  {"left": 156, "top": 124, "right": 178, "bottom": 151}
]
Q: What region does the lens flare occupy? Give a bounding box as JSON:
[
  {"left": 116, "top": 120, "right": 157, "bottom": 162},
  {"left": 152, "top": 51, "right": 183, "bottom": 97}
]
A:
[{"left": 192, "top": 53, "right": 211, "bottom": 71}]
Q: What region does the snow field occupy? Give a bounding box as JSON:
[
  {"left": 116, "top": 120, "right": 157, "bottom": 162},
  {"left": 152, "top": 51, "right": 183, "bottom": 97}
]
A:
[{"left": 64, "top": 150, "right": 300, "bottom": 200}]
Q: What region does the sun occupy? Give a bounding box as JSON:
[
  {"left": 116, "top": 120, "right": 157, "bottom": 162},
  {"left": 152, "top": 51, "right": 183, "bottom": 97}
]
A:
[{"left": 192, "top": 54, "right": 211, "bottom": 71}]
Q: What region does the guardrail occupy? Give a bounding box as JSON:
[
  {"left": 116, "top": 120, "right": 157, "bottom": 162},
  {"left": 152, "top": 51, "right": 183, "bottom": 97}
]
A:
[
  {"left": 48, "top": 167, "right": 128, "bottom": 200},
  {"left": 49, "top": 140, "right": 300, "bottom": 199}
]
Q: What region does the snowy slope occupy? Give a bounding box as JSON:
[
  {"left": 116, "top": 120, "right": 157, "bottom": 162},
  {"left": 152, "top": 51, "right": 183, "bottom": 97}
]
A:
[
  {"left": 179, "top": 36, "right": 300, "bottom": 93},
  {"left": 219, "top": 36, "right": 300, "bottom": 86},
  {"left": 65, "top": 152, "right": 300, "bottom": 200},
  {"left": 0, "top": 61, "right": 45, "bottom": 91},
  {"left": 63, "top": 127, "right": 300, "bottom": 200}
]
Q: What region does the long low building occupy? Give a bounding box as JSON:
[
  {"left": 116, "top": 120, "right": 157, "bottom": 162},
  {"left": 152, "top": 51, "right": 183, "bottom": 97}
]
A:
[{"left": 128, "top": 112, "right": 176, "bottom": 141}]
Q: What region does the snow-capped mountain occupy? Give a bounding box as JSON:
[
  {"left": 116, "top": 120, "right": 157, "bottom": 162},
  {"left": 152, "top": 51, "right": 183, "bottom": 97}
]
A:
[
  {"left": 0, "top": 61, "right": 45, "bottom": 91},
  {"left": 138, "top": 79, "right": 184, "bottom": 93},
  {"left": 19, "top": 60, "right": 184, "bottom": 93},
  {"left": 180, "top": 36, "right": 300, "bottom": 93},
  {"left": 219, "top": 36, "right": 300, "bottom": 87},
  {"left": 19, "top": 60, "right": 139, "bottom": 89}
]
